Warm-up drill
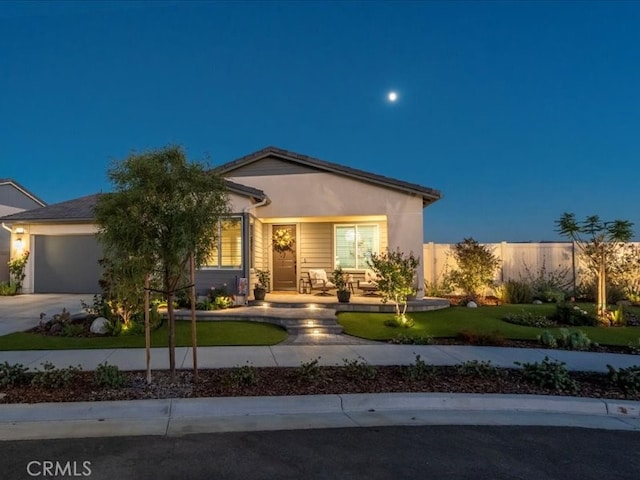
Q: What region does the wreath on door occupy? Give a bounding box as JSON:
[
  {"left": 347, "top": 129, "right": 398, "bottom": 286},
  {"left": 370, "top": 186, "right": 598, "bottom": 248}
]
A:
[{"left": 272, "top": 228, "right": 294, "bottom": 254}]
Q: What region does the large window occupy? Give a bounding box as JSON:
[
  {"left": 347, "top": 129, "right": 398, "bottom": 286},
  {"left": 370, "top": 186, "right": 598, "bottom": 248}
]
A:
[
  {"left": 204, "top": 217, "right": 243, "bottom": 269},
  {"left": 335, "top": 224, "right": 379, "bottom": 269}
]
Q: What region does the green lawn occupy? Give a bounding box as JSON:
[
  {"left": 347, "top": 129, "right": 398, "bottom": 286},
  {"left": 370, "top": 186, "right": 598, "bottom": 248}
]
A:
[
  {"left": 0, "top": 321, "right": 288, "bottom": 351},
  {"left": 338, "top": 304, "right": 640, "bottom": 346}
]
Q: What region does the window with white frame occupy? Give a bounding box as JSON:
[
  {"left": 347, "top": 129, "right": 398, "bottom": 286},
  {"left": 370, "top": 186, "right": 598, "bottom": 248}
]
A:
[
  {"left": 204, "top": 217, "right": 243, "bottom": 269},
  {"left": 334, "top": 224, "right": 378, "bottom": 269}
]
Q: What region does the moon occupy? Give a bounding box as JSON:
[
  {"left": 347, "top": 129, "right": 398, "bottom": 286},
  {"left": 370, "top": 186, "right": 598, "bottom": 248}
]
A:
[{"left": 388, "top": 91, "right": 398, "bottom": 102}]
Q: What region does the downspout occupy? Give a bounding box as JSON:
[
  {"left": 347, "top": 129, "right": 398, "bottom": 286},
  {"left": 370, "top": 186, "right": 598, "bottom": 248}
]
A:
[{"left": 1, "top": 222, "right": 12, "bottom": 233}]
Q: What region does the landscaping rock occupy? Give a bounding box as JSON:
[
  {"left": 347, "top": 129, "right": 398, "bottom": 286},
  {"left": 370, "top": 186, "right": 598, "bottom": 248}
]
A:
[
  {"left": 466, "top": 301, "right": 478, "bottom": 308},
  {"left": 49, "top": 323, "right": 62, "bottom": 335},
  {"left": 533, "top": 300, "right": 543, "bottom": 305},
  {"left": 90, "top": 317, "right": 109, "bottom": 334}
]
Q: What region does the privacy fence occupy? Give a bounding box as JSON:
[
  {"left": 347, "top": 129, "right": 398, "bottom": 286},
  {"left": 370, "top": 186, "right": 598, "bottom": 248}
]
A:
[{"left": 422, "top": 242, "right": 638, "bottom": 292}]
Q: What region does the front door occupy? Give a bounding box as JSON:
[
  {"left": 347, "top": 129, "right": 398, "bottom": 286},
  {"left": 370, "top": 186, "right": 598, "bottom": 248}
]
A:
[{"left": 272, "top": 224, "right": 296, "bottom": 291}]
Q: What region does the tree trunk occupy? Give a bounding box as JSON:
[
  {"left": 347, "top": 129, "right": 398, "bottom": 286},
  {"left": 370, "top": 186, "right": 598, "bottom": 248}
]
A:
[
  {"left": 167, "top": 289, "right": 176, "bottom": 381},
  {"left": 145, "top": 273, "right": 151, "bottom": 384},
  {"left": 598, "top": 259, "right": 607, "bottom": 320},
  {"left": 190, "top": 253, "right": 198, "bottom": 382}
]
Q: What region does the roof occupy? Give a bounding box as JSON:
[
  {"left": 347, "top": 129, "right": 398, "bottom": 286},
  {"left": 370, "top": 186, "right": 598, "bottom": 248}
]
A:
[
  {"left": 0, "top": 194, "right": 100, "bottom": 223},
  {"left": 213, "top": 146, "right": 442, "bottom": 206},
  {"left": 0, "top": 180, "right": 266, "bottom": 223},
  {"left": 0, "top": 178, "right": 47, "bottom": 207}
]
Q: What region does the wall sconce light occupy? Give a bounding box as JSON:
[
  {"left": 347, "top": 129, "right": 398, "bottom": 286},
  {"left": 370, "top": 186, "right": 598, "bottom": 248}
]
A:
[{"left": 13, "top": 238, "right": 23, "bottom": 251}]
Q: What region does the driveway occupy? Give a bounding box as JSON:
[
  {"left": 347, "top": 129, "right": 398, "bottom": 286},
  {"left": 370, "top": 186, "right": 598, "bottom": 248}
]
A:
[{"left": 0, "top": 294, "right": 90, "bottom": 336}]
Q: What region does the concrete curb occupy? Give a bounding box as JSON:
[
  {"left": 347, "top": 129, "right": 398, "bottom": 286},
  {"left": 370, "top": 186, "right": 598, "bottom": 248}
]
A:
[{"left": 1, "top": 393, "right": 639, "bottom": 441}]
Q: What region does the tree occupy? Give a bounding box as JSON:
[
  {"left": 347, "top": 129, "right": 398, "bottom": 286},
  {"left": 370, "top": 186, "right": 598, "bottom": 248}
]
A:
[
  {"left": 556, "top": 213, "right": 634, "bottom": 319},
  {"left": 447, "top": 238, "right": 500, "bottom": 297},
  {"left": 367, "top": 248, "right": 419, "bottom": 322},
  {"left": 94, "top": 146, "right": 231, "bottom": 379}
]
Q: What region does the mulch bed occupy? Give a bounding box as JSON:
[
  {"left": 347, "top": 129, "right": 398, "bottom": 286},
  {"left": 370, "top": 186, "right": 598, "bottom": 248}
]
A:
[{"left": 2, "top": 364, "right": 638, "bottom": 405}]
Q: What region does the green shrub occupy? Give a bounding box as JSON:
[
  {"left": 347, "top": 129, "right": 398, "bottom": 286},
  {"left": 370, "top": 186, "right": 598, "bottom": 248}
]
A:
[
  {"left": 520, "top": 258, "right": 571, "bottom": 303},
  {"left": 404, "top": 354, "right": 435, "bottom": 381},
  {"left": 538, "top": 330, "right": 558, "bottom": 348},
  {"left": 388, "top": 334, "right": 433, "bottom": 345},
  {"left": 0, "top": 282, "right": 18, "bottom": 296},
  {"left": 552, "top": 303, "right": 598, "bottom": 326},
  {"left": 229, "top": 362, "right": 259, "bottom": 387},
  {"left": 456, "top": 360, "right": 498, "bottom": 378},
  {"left": 31, "top": 362, "right": 82, "bottom": 389},
  {"left": 515, "top": 356, "right": 577, "bottom": 392},
  {"left": 296, "top": 357, "right": 323, "bottom": 383},
  {"left": 607, "top": 365, "right": 640, "bottom": 395},
  {"left": 61, "top": 323, "right": 86, "bottom": 337},
  {"left": 503, "top": 311, "right": 556, "bottom": 328},
  {"left": 446, "top": 238, "right": 501, "bottom": 296},
  {"left": 628, "top": 338, "right": 640, "bottom": 354},
  {"left": 502, "top": 280, "right": 533, "bottom": 304},
  {"left": 93, "top": 362, "right": 127, "bottom": 388},
  {"left": 384, "top": 315, "right": 415, "bottom": 328},
  {"left": 559, "top": 329, "right": 595, "bottom": 351},
  {"left": 0, "top": 361, "right": 30, "bottom": 387},
  {"left": 342, "top": 357, "right": 377, "bottom": 380}
]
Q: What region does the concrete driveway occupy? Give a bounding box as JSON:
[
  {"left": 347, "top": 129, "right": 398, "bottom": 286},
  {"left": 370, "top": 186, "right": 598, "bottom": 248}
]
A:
[{"left": 0, "top": 294, "right": 90, "bottom": 336}]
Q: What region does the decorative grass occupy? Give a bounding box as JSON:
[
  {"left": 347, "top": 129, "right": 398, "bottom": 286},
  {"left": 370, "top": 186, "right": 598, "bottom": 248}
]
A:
[
  {"left": 338, "top": 304, "right": 640, "bottom": 346},
  {"left": 0, "top": 320, "right": 288, "bottom": 351}
]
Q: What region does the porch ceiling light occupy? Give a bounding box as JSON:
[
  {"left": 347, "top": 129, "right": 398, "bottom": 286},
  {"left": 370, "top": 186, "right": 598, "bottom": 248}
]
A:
[{"left": 15, "top": 227, "right": 25, "bottom": 234}]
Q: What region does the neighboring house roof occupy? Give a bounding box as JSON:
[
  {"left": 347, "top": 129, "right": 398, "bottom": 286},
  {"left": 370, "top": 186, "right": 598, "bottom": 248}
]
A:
[
  {"left": 0, "top": 178, "right": 47, "bottom": 207},
  {"left": 0, "top": 194, "right": 100, "bottom": 223},
  {"left": 213, "top": 146, "right": 442, "bottom": 206},
  {"left": 0, "top": 180, "right": 267, "bottom": 223}
]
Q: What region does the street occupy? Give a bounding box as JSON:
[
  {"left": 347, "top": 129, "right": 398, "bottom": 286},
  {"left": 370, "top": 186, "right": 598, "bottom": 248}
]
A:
[{"left": 1, "top": 425, "right": 639, "bottom": 479}]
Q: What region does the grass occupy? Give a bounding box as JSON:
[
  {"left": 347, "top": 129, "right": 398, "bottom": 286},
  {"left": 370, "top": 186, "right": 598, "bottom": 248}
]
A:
[
  {"left": 338, "top": 304, "right": 640, "bottom": 347},
  {"left": 0, "top": 320, "right": 288, "bottom": 351}
]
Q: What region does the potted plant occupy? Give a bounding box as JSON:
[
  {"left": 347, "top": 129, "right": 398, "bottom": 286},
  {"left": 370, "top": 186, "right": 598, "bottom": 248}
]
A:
[
  {"left": 331, "top": 267, "right": 351, "bottom": 303},
  {"left": 254, "top": 269, "right": 270, "bottom": 301}
]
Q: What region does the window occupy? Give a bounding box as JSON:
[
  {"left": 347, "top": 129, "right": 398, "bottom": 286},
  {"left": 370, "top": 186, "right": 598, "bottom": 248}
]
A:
[
  {"left": 335, "top": 224, "right": 378, "bottom": 269},
  {"left": 204, "top": 217, "right": 243, "bottom": 269}
]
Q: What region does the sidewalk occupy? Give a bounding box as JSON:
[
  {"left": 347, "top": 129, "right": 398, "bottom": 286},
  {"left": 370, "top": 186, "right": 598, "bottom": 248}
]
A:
[{"left": 1, "top": 344, "right": 639, "bottom": 441}]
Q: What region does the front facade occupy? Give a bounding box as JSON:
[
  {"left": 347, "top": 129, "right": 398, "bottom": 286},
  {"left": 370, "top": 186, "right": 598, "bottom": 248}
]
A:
[{"left": 0, "top": 147, "right": 441, "bottom": 297}]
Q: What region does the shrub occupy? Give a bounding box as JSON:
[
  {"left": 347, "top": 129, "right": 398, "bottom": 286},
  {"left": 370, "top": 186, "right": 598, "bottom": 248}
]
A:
[
  {"left": 515, "top": 356, "right": 577, "bottom": 392},
  {"left": 31, "top": 362, "right": 82, "bottom": 389},
  {"left": 384, "top": 315, "right": 415, "bottom": 328},
  {"left": 456, "top": 360, "right": 498, "bottom": 378},
  {"left": 93, "top": 362, "right": 127, "bottom": 388},
  {"left": 296, "top": 358, "right": 323, "bottom": 383},
  {"left": 0, "top": 282, "right": 18, "bottom": 296},
  {"left": 628, "top": 338, "right": 640, "bottom": 355},
  {"left": 537, "top": 330, "right": 558, "bottom": 348},
  {"left": 446, "top": 238, "right": 500, "bottom": 297},
  {"left": 552, "top": 303, "right": 598, "bottom": 326},
  {"left": 0, "top": 362, "right": 30, "bottom": 387},
  {"left": 388, "top": 334, "right": 433, "bottom": 345},
  {"left": 61, "top": 323, "right": 86, "bottom": 337},
  {"left": 503, "top": 311, "right": 556, "bottom": 328},
  {"left": 404, "top": 354, "right": 435, "bottom": 381},
  {"left": 607, "top": 365, "right": 640, "bottom": 395},
  {"left": 229, "top": 362, "right": 259, "bottom": 387},
  {"left": 342, "top": 357, "right": 377, "bottom": 380},
  {"left": 519, "top": 258, "right": 571, "bottom": 303},
  {"left": 501, "top": 280, "right": 533, "bottom": 304}
]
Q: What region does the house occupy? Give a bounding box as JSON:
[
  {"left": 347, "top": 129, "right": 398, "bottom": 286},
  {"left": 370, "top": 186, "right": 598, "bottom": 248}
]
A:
[
  {"left": 0, "top": 179, "right": 47, "bottom": 282},
  {"left": 0, "top": 147, "right": 441, "bottom": 296}
]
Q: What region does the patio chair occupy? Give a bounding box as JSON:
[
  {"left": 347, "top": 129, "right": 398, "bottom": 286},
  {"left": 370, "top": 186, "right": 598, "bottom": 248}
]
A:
[
  {"left": 306, "top": 269, "right": 335, "bottom": 296},
  {"left": 357, "top": 268, "right": 380, "bottom": 296}
]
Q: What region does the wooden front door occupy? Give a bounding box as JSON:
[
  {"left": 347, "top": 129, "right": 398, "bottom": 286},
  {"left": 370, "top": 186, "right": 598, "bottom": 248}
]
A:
[{"left": 272, "top": 224, "right": 296, "bottom": 291}]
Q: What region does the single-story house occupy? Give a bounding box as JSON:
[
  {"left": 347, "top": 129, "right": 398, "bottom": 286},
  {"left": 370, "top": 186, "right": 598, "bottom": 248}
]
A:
[
  {"left": 0, "top": 147, "right": 441, "bottom": 297},
  {"left": 0, "top": 179, "right": 47, "bottom": 282}
]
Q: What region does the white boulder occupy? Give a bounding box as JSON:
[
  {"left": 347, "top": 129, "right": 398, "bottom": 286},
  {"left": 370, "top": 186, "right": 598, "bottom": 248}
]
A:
[
  {"left": 533, "top": 299, "right": 543, "bottom": 305},
  {"left": 466, "top": 301, "right": 478, "bottom": 308},
  {"left": 90, "top": 317, "right": 109, "bottom": 334}
]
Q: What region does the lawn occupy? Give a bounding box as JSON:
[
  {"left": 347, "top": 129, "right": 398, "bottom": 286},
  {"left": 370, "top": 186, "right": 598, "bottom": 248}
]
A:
[
  {"left": 338, "top": 304, "right": 640, "bottom": 347},
  {"left": 0, "top": 320, "right": 288, "bottom": 351}
]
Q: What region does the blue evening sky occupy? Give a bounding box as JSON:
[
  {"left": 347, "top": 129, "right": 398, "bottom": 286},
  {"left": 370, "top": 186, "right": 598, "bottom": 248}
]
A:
[{"left": 2, "top": 1, "right": 639, "bottom": 243}]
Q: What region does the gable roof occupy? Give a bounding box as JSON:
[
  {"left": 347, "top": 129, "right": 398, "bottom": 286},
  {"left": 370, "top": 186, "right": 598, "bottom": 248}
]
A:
[
  {"left": 0, "top": 180, "right": 267, "bottom": 224},
  {"left": 213, "top": 146, "right": 442, "bottom": 206},
  {"left": 0, "top": 178, "right": 47, "bottom": 207}
]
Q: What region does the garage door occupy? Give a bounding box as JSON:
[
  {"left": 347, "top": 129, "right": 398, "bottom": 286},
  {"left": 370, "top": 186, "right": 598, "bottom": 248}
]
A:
[{"left": 34, "top": 235, "right": 102, "bottom": 294}]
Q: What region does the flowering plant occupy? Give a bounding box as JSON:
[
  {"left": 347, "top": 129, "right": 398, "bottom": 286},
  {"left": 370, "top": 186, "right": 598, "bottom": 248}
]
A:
[
  {"left": 8, "top": 250, "right": 30, "bottom": 291},
  {"left": 272, "top": 228, "right": 294, "bottom": 254}
]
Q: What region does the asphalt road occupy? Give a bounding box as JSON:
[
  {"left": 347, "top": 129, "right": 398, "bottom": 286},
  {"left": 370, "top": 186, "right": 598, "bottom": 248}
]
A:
[{"left": 1, "top": 425, "right": 639, "bottom": 480}]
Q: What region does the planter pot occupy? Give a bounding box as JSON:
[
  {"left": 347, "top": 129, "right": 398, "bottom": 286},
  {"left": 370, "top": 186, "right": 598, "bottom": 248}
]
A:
[
  {"left": 336, "top": 290, "right": 351, "bottom": 303},
  {"left": 253, "top": 287, "right": 266, "bottom": 301}
]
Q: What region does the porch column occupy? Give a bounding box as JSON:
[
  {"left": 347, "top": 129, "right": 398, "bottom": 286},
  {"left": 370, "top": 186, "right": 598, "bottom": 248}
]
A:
[{"left": 386, "top": 210, "right": 425, "bottom": 300}]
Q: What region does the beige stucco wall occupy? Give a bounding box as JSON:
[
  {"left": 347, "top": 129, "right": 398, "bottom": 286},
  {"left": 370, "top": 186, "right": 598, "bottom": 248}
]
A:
[{"left": 230, "top": 172, "right": 426, "bottom": 297}]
